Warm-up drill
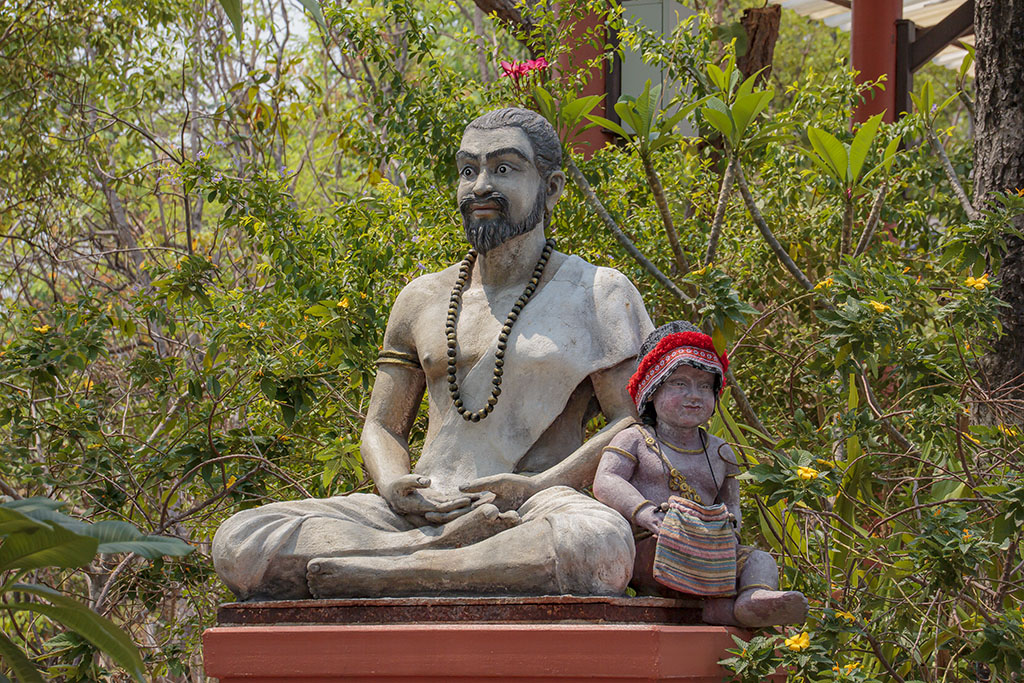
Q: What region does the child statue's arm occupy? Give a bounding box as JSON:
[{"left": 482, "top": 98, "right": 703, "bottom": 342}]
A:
[
  {"left": 717, "top": 443, "right": 742, "bottom": 535},
  {"left": 593, "top": 432, "right": 663, "bottom": 534}
]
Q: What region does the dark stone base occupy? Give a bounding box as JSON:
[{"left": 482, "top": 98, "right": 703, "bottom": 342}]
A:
[{"left": 216, "top": 595, "right": 704, "bottom": 626}]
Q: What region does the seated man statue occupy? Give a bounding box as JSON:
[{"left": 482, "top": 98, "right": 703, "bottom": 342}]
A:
[{"left": 213, "top": 108, "right": 654, "bottom": 600}]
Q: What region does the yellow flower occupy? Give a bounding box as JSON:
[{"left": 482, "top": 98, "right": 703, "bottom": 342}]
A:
[
  {"left": 1014, "top": 187, "right": 1024, "bottom": 197},
  {"left": 226, "top": 475, "right": 237, "bottom": 488},
  {"left": 965, "top": 273, "right": 989, "bottom": 290},
  {"left": 902, "top": 266, "right": 911, "bottom": 274},
  {"left": 814, "top": 277, "right": 834, "bottom": 290},
  {"left": 997, "top": 424, "right": 1020, "bottom": 437},
  {"left": 868, "top": 300, "right": 890, "bottom": 314},
  {"left": 87, "top": 443, "right": 102, "bottom": 450},
  {"left": 33, "top": 324, "right": 50, "bottom": 334},
  {"left": 785, "top": 631, "right": 811, "bottom": 651},
  {"left": 337, "top": 297, "right": 350, "bottom": 308},
  {"left": 845, "top": 662, "right": 861, "bottom": 673},
  {"left": 258, "top": 321, "right": 266, "bottom": 328},
  {"left": 359, "top": 291, "right": 368, "bottom": 299},
  {"left": 238, "top": 322, "right": 251, "bottom": 330},
  {"left": 962, "top": 529, "right": 971, "bottom": 541},
  {"left": 965, "top": 433, "right": 981, "bottom": 445},
  {"left": 836, "top": 610, "right": 856, "bottom": 622},
  {"left": 797, "top": 466, "right": 819, "bottom": 481}
]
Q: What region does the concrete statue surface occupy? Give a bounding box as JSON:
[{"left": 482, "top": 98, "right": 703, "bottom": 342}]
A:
[
  {"left": 213, "top": 108, "right": 654, "bottom": 600},
  {"left": 593, "top": 321, "right": 808, "bottom": 627}
]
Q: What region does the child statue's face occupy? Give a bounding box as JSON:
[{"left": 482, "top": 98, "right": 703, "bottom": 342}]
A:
[{"left": 651, "top": 364, "right": 717, "bottom": 431}]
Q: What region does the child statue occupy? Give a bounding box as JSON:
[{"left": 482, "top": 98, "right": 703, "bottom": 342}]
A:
[{"left": 593, "top": 321, "right": 807, "bottom": 627}]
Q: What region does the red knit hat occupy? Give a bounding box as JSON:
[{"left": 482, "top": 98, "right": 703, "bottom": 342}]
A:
[{"left": 628, "top": 324, "right": 729, "bottom": 414}]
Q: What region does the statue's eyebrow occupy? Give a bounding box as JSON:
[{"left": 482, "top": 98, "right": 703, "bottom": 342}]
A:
[
  {"left": 455, "top": 147, "right": 532, "bottom": 165},
  {"left": 484, "top": 147, "right": 531, "bottom": 164}
]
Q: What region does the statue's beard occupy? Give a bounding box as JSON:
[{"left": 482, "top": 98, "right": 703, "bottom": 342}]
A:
[{"left": 460, "top": 187, "right": 547, "bottom": 254}]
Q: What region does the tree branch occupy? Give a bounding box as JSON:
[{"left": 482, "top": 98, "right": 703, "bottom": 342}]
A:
[
  {"left": 565, "top": 157, "right": 693, "bottom": 303},
  {"left": 925, "top": 127, "right": 979, "bottom": 221},
  {"left": 734, "top": 162, "right": 815, "bottom": 291},
  {"left": 641, "top": 154, "right": 690, "bottom": 274},
  {"left": 705, "top": 156, "right": 735, "bottom": 266},
  {"left": 853, "top": 179, "right": 889, "bottom": 257}
]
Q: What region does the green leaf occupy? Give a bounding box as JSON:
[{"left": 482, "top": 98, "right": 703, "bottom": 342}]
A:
[
  {"left": 806, "top": 127, "right": 848, "bottom": 182},
  {"left": 0, "top": 632, "right": 43, "bottom": 683},
  {"left": 585, "top": 114, "right": 630, "bottom": 139},
  {"left": 701, "top": 97, "right": 734, "bottom": 140},
  {"left": 0, "top": 517, "right": 97, "bottom": 573},
  {"left": 296, "top": 0, "right": 326, "bottom": 32},
  {"left": 218, "top": 0, "right": 244, "bottom": 46},
  {"left": 89, "top": 521, "right": 193, "bottom": 559},
  {"left": 731, "top": 90, "right": 773, "bottom": 140},
  {"left": 848, "top": 112, "right": 883, "bottom": 184},
  {"left": 8, "top": 583, "right": 145, "bottom": 681},
  {"left": 613, "top": 101, "right": 642, "bottom": 137},
  {"left": 707, "top": 63, "right": 727, "bottom": 92},
  {"left": 531, "top": 86, "right": 557, "bottom": 127},
  {"left": 561, "top": 94, "right": 603, "bottom": 130},
  {"left": 1, "top": 499, "right": 191, "bottom": 561},
  {"left": 0, "top": 508, "right": 52, "bottom": 537}
]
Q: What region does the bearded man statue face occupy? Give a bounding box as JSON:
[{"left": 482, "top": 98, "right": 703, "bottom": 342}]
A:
[{"left": 455, "top": 110, "right": 565, "bottom": 254}]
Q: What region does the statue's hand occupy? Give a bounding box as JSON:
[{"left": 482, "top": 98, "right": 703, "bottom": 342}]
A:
[
  {"left": 635, "top": 505, "right": 664, "bottom": 536},
  {"left": 380, "top": 474, "right": 473, "bottom": 525},
  {"left": 459, "top": 473, "right": 540, "bottom": 512}
]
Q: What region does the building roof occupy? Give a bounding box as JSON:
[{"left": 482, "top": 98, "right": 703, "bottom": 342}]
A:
[{"left": 780, "top": 0, "right": 974, "bottom": 72}]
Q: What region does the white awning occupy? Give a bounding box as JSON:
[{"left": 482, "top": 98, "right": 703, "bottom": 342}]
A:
[{"left": 780, "top": 0, "right": 974, "bottom": 73}]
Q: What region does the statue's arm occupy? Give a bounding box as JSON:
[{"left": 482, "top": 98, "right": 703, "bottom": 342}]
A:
[
  {"left": 360, "top": 361, "right": 425, "bottom": 490},
  {"left": 360, "top": 283, "right": 474, "bottom": 523},
  {"left": 717, "top": 443, "right": 742, "bottom": 535},
  {"left": 532, "top": 357, "right": 638, "bottom": 491},
  {"left": 593, "top": 432, "right": 663, "bottom": 534}
]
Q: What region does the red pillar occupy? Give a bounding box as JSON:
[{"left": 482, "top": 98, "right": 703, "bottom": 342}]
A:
[
  {"left": 556, "top": 10, "right": 614, "bottom": 157},
  {"left": 851, "top": 0, "right": 902, "bottom": 123}
]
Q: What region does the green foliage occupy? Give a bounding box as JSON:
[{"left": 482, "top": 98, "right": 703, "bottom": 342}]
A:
[
  {"left": 0, "top": 500, "right": 191, "bottom": 681},
  {"left": 0, "top": 0, "right": 1021, "bottom": 681}
]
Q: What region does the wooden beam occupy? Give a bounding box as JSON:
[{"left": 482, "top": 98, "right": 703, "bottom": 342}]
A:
[
  {"left": 895, "top": 19, "right": 916, "bottom": 116},
  {"left": 911, "top": 0, "right": 974, "bottom": 71}
]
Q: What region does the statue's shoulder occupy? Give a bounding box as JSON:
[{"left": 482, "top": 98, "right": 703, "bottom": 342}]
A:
[
  {"left": 557, "top": 256, "right": 652, "bottom": 340},
  {"left": 557, "top": 254, "right": 646, "bottom": 311},
  {"left": 607, "top": 422, "right": 648, "bottom": 452},
  {"left": 706, "top": 432, "right": 739, "bottom": 471},
  {"left": 392, "top": 263, "right": 460, "bottom": 309}
]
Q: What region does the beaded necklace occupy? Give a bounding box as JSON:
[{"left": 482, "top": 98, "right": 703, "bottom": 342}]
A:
[{"left": 446, "top": 238, "right": 556, "bottom": 422}]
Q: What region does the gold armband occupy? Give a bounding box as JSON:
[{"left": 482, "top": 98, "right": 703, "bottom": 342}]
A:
[
  {"left": 376, "top": 349, "right": 421, "bottom": 369},
  {"left": 602, "top": 446, "right": 638, "bottom": 463},
  {"left": 630, "top": 499, "right": 655, "bottom": 524}
]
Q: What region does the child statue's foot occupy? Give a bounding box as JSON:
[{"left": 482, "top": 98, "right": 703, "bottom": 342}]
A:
[
  {"left": 701, "top": 597, "right": 739, "bottom": 626},
  {"left": 733, "top": 588, "right": 808, "bottom": 627}
]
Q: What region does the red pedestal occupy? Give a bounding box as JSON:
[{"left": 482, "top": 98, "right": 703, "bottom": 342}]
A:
[{"left": 204, "top": 623, "right": 753, "bottom": 682}]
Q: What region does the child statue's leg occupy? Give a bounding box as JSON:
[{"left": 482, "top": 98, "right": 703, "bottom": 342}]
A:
[
  {"left": 731, "top": 548, "right": 808, "bottom": 627},
  {"left": 702, "top": 548, "right": 807, "bottom": 626}
]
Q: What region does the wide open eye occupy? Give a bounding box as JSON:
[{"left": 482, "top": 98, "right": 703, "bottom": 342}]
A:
[
  {"left": 496, "top": 163, "right": 510, "bottom": 174},
  {"left": 460, "top": 166, "right": 475, "bottom": 178}
]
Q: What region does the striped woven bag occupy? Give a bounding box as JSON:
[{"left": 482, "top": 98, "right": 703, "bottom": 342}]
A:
[{"left": 653, "top": 496, "right": 737, "bottom": 596}]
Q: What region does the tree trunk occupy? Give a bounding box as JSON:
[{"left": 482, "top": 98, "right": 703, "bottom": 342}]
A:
[
  {"left": 974, "top": 0, "right": 1024, "bottom": 422},
  {"left": 737, "top": 5, "right": 782, "bottom": 83}
]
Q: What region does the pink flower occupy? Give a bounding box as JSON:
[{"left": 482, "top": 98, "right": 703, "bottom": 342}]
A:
[{"left": 499, "top": 57, "right": 549, "bottom": 84}]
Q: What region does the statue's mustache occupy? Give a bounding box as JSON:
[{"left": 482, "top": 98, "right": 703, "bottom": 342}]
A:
[{"left": 459, "top": 192, "right": 510, "bottom": 218}]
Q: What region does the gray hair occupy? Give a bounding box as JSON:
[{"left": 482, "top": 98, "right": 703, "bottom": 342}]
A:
[{"left": 465, "top": 108, "right": 562, "bottom": 180}]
